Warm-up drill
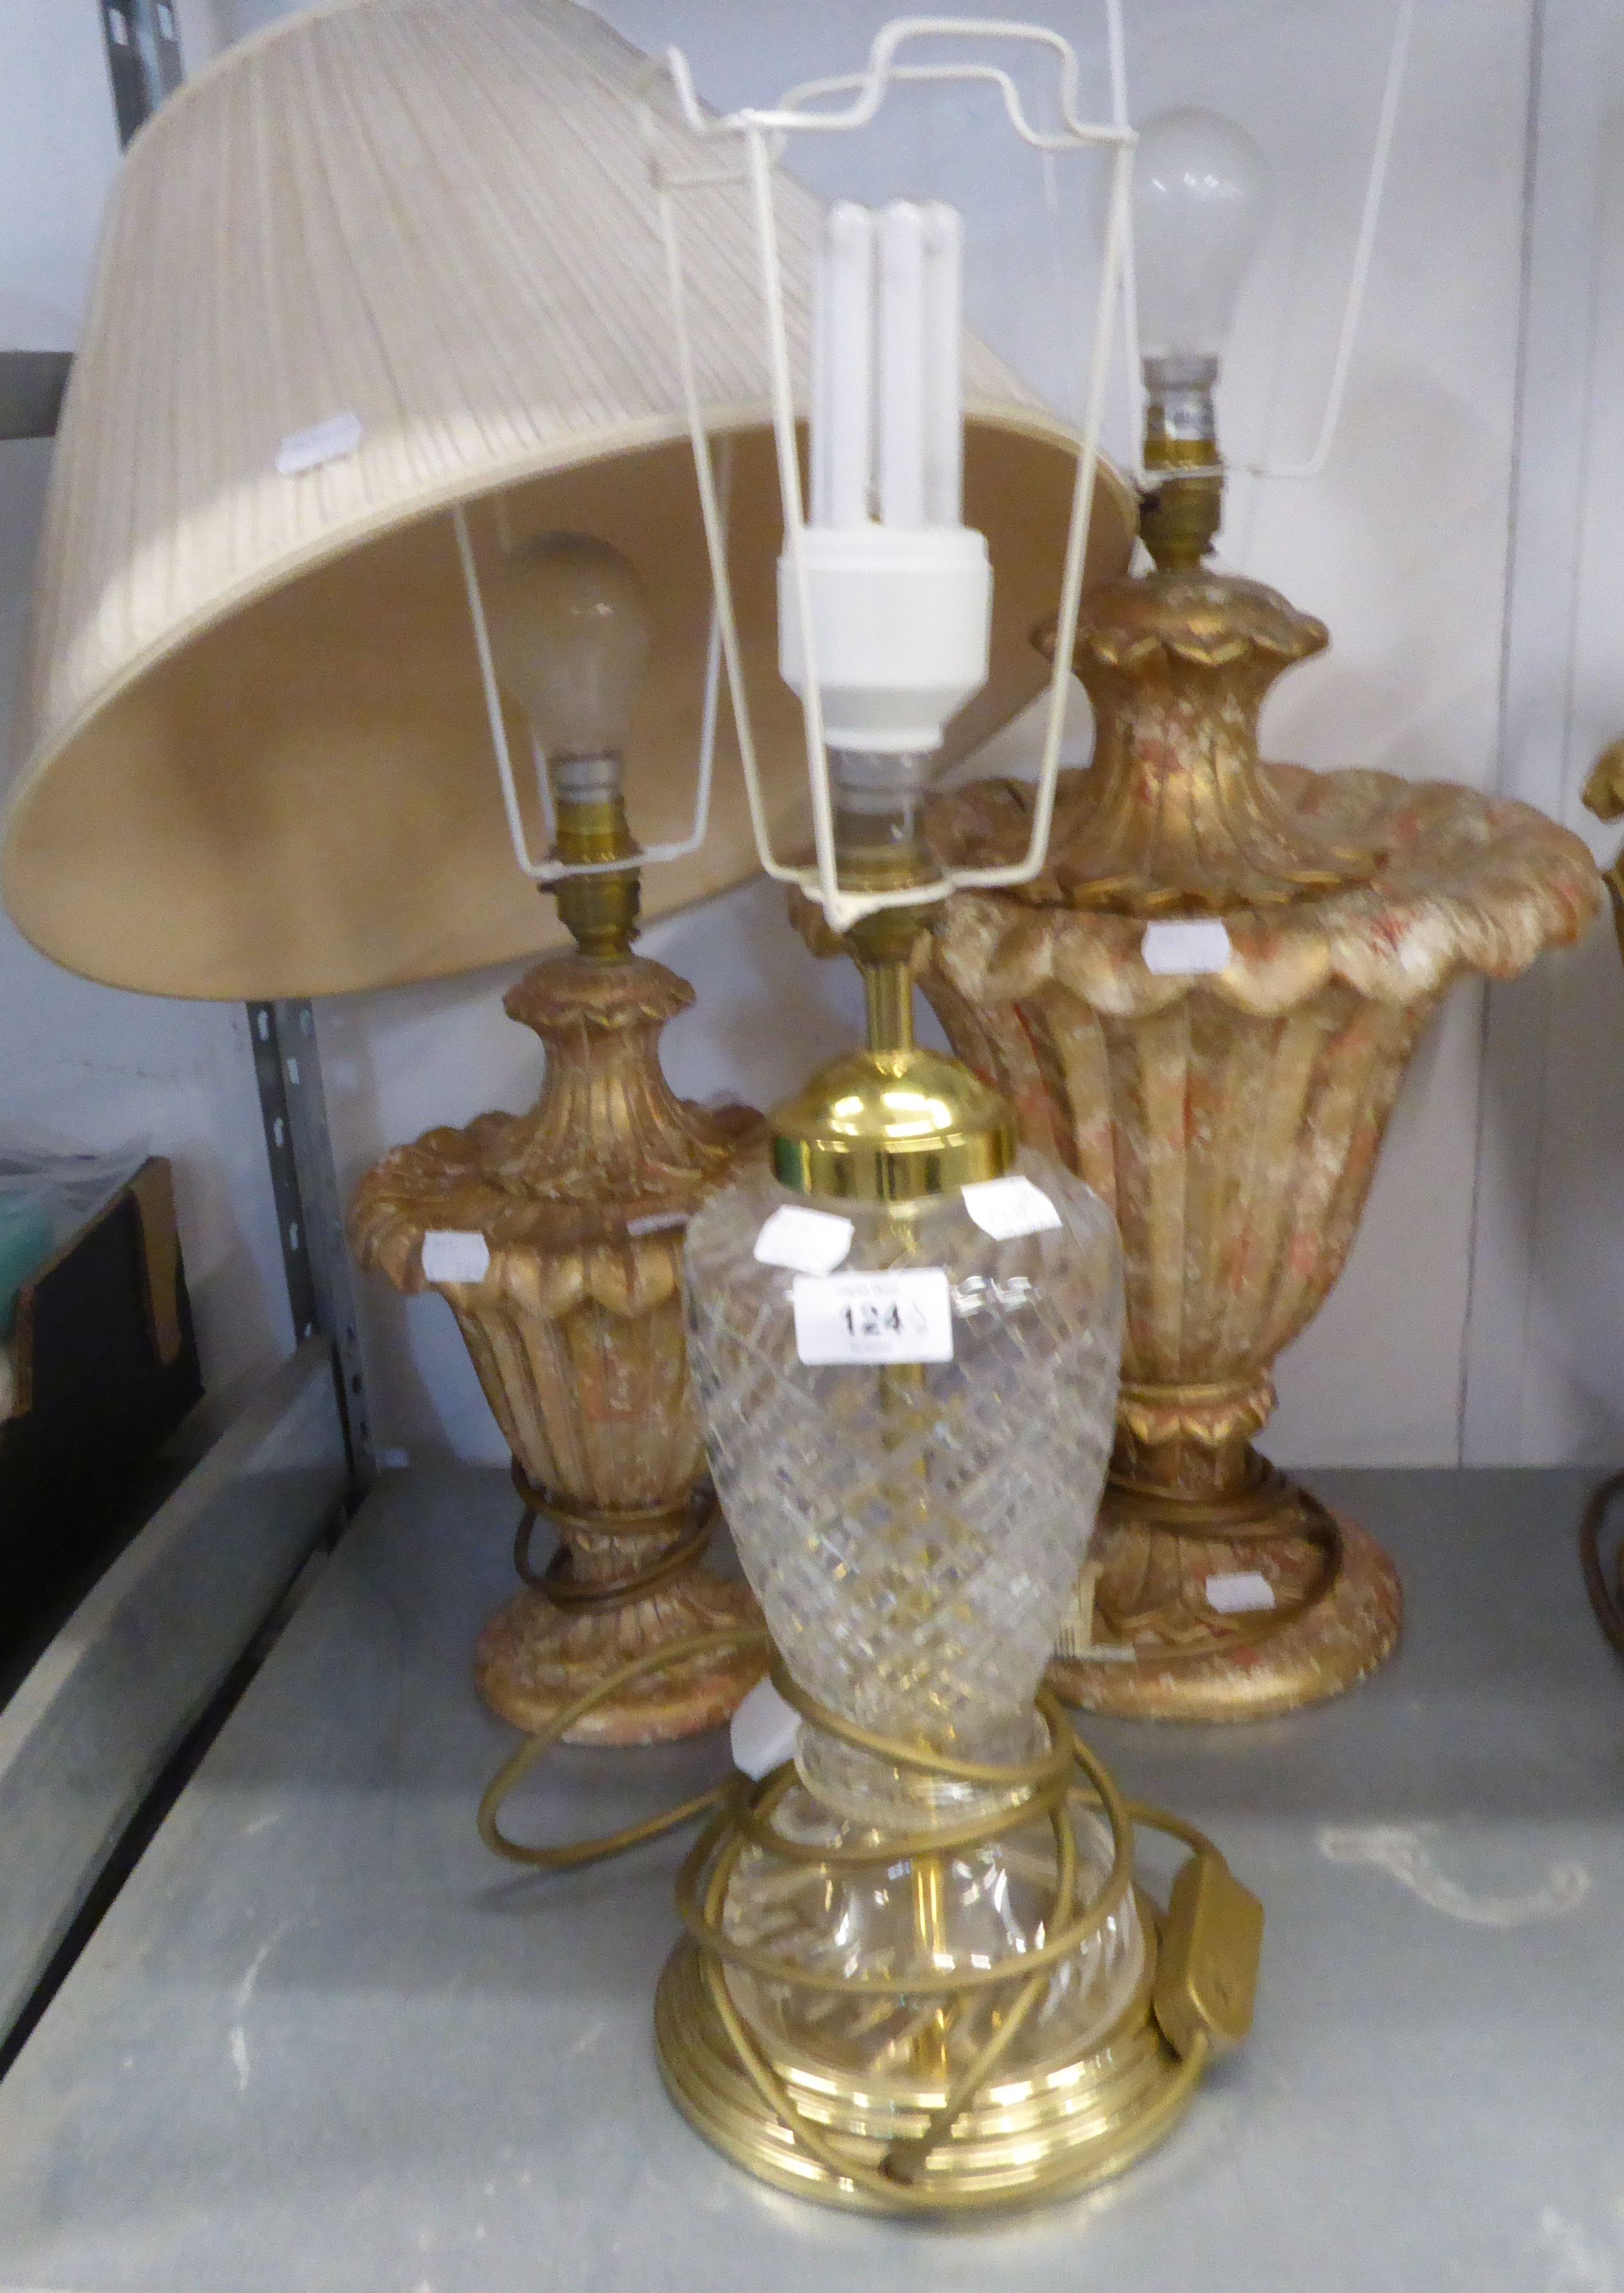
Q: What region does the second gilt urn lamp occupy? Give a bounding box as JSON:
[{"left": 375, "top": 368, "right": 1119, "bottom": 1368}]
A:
[{"left": 923, "top": 109, "right": 1603, "bottom": 1722}]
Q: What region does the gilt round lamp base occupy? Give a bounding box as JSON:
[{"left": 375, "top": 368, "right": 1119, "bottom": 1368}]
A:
[
  {"left": 654, "top": 1920, "right": 1206, "bottom": 2218},
  {"left": 1050, "top": 1509, "right": 1402, "bottom": 1723},
  {"left": 474, "top": 1572, "right": 765, "bottom": 1745}
]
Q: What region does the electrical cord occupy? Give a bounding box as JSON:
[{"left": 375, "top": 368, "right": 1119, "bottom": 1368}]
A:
[
  {"left": 509, "top": 1467, "right": 718, "bottom": 1613},
  {"left": 1578, "top": 1469, "right": 1624, "bottom": 1659},
  {"left": 478, "top": 1623, "right": 1238, "bottom": 2203}
]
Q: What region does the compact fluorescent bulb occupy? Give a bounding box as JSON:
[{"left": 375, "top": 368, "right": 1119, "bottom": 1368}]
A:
[{"left": 779, "top": 199, "right": 991, "bottom": 755}]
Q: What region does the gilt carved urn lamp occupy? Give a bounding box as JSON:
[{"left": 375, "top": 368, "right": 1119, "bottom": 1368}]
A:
[
  {"left": 924, "top": 111, "right": 1603, "bottom": 1721},
  {"left": 347, "top": 530, "right": 771, "bottom": 1742},
  {"left": 0, "top": 0, "right": 1131, "bottom": 1745}
]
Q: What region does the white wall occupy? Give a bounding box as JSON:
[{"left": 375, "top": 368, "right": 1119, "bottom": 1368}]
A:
[
  {"left": 1461, "top": 0, "right": 1624, "bottom": 1465},
  {"left": 8, "top": 0, "right": 1618, "bottom": 1468},
  {"left": 0, "top": 1, "right": 291, "bottom": 1404}
]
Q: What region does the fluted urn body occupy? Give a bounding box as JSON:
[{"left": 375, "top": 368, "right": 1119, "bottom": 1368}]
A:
[
  {"left": 351, "top": 951, "right": 766, "bottom": 1743},
  {"left": 924, "top": 569, "right": 1602, "bottom": 1720}
]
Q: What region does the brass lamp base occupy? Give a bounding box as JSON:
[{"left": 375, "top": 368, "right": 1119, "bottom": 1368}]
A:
[
  {"left": 1051, "top": 1491, "right": 1402, "bottom": 1724},
  {"left": 479, "top": 1639, "right": 1260, "bottom": 2219},
  {"left": 655, "top": 1906, "right": 1206, "bottom": 2218},
  {"left": 641, "top": 1668, "right": 1261, "bottom": 2221}
]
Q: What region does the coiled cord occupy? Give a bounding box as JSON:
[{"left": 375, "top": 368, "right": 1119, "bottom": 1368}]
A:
[
  {"left": 509, "top": 1467, "right": 718, "bottom": 1613},
  {"left": 478, "top": 1624, "right": 1230, "bottom": 2201}
]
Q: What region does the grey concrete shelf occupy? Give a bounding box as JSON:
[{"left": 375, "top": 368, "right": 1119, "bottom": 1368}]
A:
[
  {"left": 0, "top": 1461, "right": 1619, "bottom": 2290},
  {"left": 0, "top": 1338, "right": 348, "bottom": 2047}
]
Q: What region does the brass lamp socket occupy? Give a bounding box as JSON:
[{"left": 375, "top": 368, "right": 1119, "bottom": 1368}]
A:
[
  {"left": 1141, "top": 352, "right": 1225, "bottom": 572},
  {"left": 553, "top": 786, "right": 641, "bottom": 960},
  {"left": 1138, "top": 472, "right": 1226, "bottom": 574}
]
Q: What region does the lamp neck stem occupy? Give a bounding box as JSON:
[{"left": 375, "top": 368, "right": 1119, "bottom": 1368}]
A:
[
  {"left": 852, "top": 916, "right": 917, "bottom": 1058},
  {"left": 833, "top": 804, "right": 934, "bottom": 1059},
  {"left": 553, "top": 786, "right": 641, "bottom": 962},
  {"left": 1139, "top": 352, "right": 1225, "bottom": 573}
]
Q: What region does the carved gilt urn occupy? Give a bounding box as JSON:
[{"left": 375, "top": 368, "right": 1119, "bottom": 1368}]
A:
[
  {"left": 351, "top": 940, "right": 767, "bottom": 1745},
  {"left": 922, "top": 553, "right": 1601, "bottom": 1721}
]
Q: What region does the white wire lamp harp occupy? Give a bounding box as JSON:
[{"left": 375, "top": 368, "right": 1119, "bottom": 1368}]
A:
[{"left": 642, "top": 12, "right": 1136, "bottom": 939}]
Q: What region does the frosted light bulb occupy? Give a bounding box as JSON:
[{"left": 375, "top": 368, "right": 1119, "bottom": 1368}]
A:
[
  {"left": 483, "top": 532, "right": 649, "bottom": 767},
  {"left": 1132, "top": 109, "right": 1270, "bottom": 361}
]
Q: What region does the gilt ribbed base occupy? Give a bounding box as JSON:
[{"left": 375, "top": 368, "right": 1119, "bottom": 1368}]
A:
[
  {"left": 1050, "top": 1507, "right": 1401, "bottom": 1723},
  {"left": 474, "top": 1570, "right": 764, "bottom": 1745}
]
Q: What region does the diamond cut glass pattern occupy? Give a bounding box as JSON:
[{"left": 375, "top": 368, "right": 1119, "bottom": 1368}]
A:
[{"left": 686, "top": 1150, "right": 1123, "bottom": 1769}]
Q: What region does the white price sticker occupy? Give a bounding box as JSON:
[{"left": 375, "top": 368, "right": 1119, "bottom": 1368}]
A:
[
  {"left": 1053, "top": 1560, "right": 1103, "bottom": 1660},
  {"left": 961, "top": 1174, "right": 1062, "bottom": 1240},
  {"left": 422, "top": 1229, "right": 491, "bottom": 1285},
  {"left": 730, "top": 1676, "right": 801, "bottom": 1780},
  {"left": 754, "top": 1204, "right": 854, "bottom": 1275},
  {"left": 627, "top": 1210, "right": 687, "bottom": 1238},
  {"left": 1141, "top": 918, "right": 1234, "bottom": 976},
  {"left": 275, "top": 411, "right": 364, "bottom": 476},
  {"left": 792, "top": 1269, "right": 954, "bottom": 1365},
  {"left": 1205, "top": 1569, "right": 1276, "bottom": 1615}
]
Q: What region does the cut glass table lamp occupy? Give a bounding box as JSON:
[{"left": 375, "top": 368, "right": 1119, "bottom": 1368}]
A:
[{"left": 617, "top": 64, "right": 1267, "bottom": 2204}]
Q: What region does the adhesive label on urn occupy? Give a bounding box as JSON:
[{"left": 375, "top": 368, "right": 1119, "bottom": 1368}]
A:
[
  {"left": 627, "top": 1210, "right": 688, "bottom": 1238},
  {"left": 754, "top": 1203, "right": 854, "bottom": 1275},
  {"left": 791, "top": 1269, "right": 954, "bottom": 1365},
  {"left": 421, "top": 1230, "right": 491, "bottom": 1285},
  {"left": 961, "top": 1174, "right": 1062, "bottom": 1240},
  {"left": 1141, "top": 917, "right": 1233, "bottom": 975},
  {"left": 1205, "top": 1569, "right": 1276, "bottom": 1615}
]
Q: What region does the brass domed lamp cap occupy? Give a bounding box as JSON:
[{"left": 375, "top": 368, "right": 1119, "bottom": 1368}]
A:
[
  {"left": 770, "top": 1043, "right": 1014, "bottom": 1203},
  {"left": 768, "top": 838, "right": 1015, "bottom": 1203}
]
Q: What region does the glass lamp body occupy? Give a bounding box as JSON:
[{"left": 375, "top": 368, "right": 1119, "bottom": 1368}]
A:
[{"left": 684, "top": 1147, "right": 1140, "bottom": 2075}]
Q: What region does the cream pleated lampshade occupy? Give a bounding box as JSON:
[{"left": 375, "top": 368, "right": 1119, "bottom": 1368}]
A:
[{"left": 3, "top": 0, "right": 1136, "bottom": 1000}]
